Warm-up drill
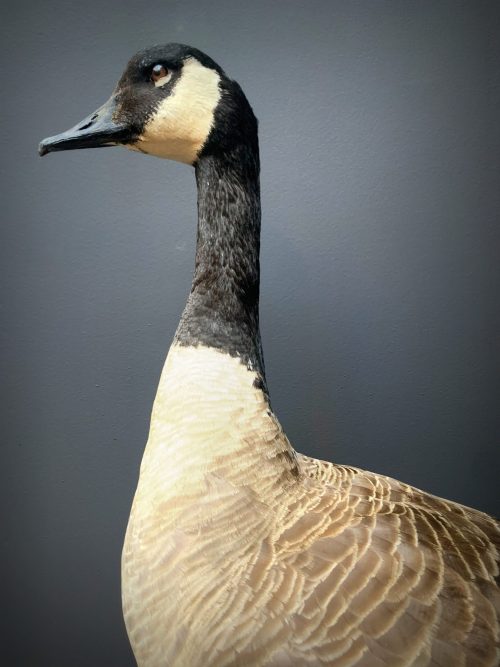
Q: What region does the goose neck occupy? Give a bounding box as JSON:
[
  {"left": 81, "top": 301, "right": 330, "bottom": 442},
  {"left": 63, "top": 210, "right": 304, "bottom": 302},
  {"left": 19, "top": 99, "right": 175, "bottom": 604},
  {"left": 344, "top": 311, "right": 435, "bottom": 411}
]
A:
[{"left": 175, "top": 145, "right": 266, "bottom": 379}]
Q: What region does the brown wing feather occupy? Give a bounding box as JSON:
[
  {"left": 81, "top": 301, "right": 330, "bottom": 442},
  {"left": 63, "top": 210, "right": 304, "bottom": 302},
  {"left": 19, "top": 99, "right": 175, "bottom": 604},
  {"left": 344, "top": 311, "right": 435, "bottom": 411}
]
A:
[{"left": 256, "top": 455, "right": 500, "bottom": 666}]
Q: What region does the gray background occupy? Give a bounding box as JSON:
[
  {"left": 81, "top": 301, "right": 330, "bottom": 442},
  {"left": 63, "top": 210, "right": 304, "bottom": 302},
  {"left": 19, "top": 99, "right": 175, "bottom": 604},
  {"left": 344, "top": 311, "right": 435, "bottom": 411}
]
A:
[{"left": 2, "top": 1, "right": 499, "bottom": 665}]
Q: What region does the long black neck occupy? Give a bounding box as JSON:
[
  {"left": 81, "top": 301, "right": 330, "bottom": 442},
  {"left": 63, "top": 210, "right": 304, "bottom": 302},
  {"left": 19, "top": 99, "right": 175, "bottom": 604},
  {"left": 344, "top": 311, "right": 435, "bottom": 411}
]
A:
[{"left": 175, "top": 141, "right": 266, "bottom": 384}]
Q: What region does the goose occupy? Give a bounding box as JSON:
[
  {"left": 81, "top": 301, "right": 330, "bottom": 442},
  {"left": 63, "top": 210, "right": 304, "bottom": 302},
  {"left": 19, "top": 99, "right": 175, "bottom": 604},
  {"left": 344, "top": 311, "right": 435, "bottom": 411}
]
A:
[{"left": 39, "top": 44, "right": 499, "bottom": 667}]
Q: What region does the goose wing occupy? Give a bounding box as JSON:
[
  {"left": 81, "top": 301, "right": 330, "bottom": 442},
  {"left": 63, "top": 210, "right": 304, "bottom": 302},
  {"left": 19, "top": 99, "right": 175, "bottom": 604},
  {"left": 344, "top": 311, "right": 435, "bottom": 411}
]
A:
[{"left": 259, "top": 455, "right": 500, "bottom": 666}]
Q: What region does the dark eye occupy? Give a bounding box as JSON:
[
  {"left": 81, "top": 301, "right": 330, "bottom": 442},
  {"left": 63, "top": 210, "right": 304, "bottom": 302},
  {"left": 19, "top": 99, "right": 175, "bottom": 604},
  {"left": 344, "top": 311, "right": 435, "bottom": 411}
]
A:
[{"left": 151, "top": 64, "right": 169, "bottom": 84}]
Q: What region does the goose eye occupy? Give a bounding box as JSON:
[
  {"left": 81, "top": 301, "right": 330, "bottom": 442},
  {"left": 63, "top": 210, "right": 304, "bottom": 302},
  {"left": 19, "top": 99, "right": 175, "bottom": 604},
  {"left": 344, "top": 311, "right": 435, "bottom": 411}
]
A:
[{"left": 151, "top": 64, "right": 170, "bottom": 86}]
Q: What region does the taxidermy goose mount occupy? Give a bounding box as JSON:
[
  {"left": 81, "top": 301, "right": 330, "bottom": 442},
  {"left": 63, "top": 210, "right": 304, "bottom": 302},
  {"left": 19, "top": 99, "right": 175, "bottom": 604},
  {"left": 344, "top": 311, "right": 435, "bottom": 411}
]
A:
[{"left": 40, "top": 44, "right": 499, "bottom": 667}]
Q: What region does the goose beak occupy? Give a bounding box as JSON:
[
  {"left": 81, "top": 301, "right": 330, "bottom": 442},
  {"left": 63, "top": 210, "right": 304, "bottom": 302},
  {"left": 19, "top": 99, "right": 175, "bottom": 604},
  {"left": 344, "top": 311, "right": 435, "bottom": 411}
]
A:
[{"left": 39, "top": 95, "right": 133, "bottom": 157}]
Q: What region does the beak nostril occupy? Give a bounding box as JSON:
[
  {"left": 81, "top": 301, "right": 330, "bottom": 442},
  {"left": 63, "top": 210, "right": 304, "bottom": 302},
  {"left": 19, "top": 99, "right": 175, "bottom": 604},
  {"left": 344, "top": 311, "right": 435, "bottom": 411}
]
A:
[{"left": 78, "top": 113, "right": 99, "bottom": 131}]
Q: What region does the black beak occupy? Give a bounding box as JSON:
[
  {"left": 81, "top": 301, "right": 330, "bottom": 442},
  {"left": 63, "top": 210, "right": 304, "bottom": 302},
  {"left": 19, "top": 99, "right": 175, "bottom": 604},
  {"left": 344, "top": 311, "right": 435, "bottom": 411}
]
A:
[{"left": 39, "top": 95, "right": 133, "bottom": 157}]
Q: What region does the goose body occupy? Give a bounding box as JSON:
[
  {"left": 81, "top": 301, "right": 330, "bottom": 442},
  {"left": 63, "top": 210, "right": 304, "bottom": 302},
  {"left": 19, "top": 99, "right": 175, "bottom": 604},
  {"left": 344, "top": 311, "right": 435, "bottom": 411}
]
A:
[{"left": 40, "top": 44, "right": 500, "bottom": 667}]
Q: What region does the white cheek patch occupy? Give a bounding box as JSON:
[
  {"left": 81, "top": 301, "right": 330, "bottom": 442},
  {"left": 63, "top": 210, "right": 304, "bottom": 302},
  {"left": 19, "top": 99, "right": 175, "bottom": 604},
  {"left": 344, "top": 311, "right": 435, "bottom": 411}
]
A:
[{"left": 134, "top": 57, "right": 221, "bottom": 164}]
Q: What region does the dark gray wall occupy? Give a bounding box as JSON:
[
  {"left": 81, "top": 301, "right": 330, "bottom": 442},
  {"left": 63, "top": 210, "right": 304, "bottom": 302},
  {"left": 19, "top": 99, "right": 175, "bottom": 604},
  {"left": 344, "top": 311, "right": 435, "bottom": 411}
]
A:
[{"left": 2, "top": 1, "right": 499, "bottom": 665}]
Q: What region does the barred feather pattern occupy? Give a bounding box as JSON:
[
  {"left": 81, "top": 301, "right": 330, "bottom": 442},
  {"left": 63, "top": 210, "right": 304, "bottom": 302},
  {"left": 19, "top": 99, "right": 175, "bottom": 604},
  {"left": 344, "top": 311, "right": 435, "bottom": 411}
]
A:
[{"left": 122, "top": 344, "right": 500, "bottom": 667}]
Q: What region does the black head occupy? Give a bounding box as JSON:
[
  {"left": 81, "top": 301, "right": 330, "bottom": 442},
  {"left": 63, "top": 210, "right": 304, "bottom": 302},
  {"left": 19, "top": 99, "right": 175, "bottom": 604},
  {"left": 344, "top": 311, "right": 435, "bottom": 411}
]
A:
[{"left": 39, "top": 43, "right": 257, "bottom": 165}]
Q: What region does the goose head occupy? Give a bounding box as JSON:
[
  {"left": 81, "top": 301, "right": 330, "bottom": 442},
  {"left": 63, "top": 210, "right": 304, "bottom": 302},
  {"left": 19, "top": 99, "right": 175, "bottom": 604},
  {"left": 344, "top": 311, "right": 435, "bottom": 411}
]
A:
[{"left": 39, "top": 43, "right": 257, "bottom": 165}]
